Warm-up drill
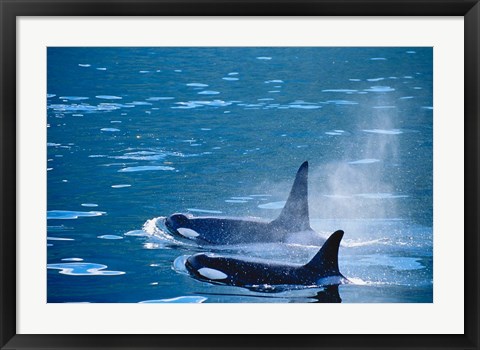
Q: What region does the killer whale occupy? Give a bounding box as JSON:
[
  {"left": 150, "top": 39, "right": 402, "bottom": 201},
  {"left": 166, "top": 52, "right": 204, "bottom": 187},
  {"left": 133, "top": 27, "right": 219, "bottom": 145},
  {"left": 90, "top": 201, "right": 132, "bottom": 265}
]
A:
[
  {"left": 164, "top": 161, "right": 324, "bottom": 245},
  {"left": 184, "top": 230, "right": 345, "bottom": 288}
]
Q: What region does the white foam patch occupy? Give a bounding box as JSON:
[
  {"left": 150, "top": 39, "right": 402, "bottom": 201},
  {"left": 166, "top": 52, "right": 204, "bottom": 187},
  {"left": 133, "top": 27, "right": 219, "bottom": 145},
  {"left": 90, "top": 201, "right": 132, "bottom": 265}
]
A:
[
  {"left": 146, "top": 96, "right": 175, "bottom": 101},
  {"left": 186, "top": 83, "right": 209, "bottom": 88},
  {"left": 363, "top": 86, "right": 395, "bottom": 92},
  {"left": 187, "top": 208, "right": 222, "bottom": 214},
  {"left": 47, "top": 210, "right": 105, "bottom": 220},
  {"left": 127, "top": 101, "right": 152, "bottom": 107},
  {"left": 347, "top": 277, "right": 368, "bottom": 285},
  {"left": 172, "top": 100, "right": 231, "bottom": 109},
  {"left": 177, "top": 228, "right": 200, "bottom": 238},
  {"left": 47, "top": 263, "right": 125, "bottom": 276},
  {"left": 139, "top": 296, "right": 207, "bottom": 303},
  {"left": 288, "top": 104, "right": 320, "bottom": 109},
  {"left": 142, "top": 217, "right": 168, "bottom": 236},
  {"left": 96, "top": 95, "right": 122, "bottom": 100},
  {"left": 48, "top": 104, "right": 101, "bottom": 112},
  {"left": 322, "top": 89, "right": 357, "bottom": 93},
  {"left": 197, "top": 268, "right": 228, "bottom": 280},
  {"left": 124, "top": 230, "right": 149, "bottom": 237},
  {"left": 118, "top": 166, "right": 175, "bottom": 172},
  {"left": 97, "top": 235, "right": 123, "bottom": 240},
  {"left": 111, "top": 184, "right": 131, "bottom": 188},
  {"left": 256, "top": 56, "right": 272, "bottom": 60},
  {"left": 113, "top": 150, "right": 168, "bottom": 161},
  {"left": 198, "top": 90, "right": 220, "bottom": 95},
  {"left": 100, "top": 128, "right": 120, "bottom": 132},
  {"left": 59, "top": 96, "right": 89, "bottom": 101}
]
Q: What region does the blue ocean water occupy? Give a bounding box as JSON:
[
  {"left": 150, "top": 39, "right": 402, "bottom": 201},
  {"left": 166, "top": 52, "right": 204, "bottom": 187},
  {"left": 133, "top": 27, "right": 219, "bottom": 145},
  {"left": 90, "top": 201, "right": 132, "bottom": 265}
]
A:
[{"left": 47, "top": 47, "right": 433, "bottom": 303}]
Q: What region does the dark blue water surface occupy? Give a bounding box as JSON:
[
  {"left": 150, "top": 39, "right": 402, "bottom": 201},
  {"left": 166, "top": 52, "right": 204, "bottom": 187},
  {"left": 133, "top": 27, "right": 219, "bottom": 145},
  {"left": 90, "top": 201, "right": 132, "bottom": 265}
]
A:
[{"left": 47, "top": 47, "right": 433, "bottom": 303}]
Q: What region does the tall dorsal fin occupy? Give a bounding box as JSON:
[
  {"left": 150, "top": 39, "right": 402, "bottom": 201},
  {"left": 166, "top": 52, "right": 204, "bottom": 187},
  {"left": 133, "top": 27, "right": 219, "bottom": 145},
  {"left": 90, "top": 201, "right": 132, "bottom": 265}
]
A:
[
  {"left": 304, "top": 230, "right": 344, "bottom": 276},
  {"left": 272, "top": 161, "right": 311, "bottom": 232}
]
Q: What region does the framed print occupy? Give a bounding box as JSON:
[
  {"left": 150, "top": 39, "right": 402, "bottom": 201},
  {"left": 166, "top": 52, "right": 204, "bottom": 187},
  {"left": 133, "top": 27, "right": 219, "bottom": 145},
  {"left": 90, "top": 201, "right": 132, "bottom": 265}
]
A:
[{"left": 1, "top": 1, "right": 479, "bottom": 349}]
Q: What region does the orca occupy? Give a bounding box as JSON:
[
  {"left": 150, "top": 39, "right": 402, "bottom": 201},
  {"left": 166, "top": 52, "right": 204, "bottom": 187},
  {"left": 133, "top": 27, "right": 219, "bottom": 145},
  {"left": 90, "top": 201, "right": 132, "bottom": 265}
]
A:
[
  {"left": 164, "top": 161, "right": 324, "bottom": 245},
  {"left": 184, "top": 230, "right": 346, "bottom": 288}
]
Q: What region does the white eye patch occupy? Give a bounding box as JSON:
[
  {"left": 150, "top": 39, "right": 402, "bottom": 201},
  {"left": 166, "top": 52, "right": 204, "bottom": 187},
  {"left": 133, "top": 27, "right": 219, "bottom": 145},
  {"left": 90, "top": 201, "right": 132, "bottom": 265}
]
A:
[
  {"left": 177, "top": 227, "right": 200, "bottom": 238},
  {"left": 197, "top": 268, "right": 228, "bottom": 280}
]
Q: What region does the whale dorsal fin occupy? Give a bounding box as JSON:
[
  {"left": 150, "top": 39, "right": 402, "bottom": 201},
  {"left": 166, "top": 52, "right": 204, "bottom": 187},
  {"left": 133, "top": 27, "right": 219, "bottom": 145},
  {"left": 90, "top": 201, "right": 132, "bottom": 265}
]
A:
[
  {"left": 271, "top": 161, "right": 311, "bottom": 232},
  {"left": 304, "top": 230, "right": 344, "bottom": 276}
]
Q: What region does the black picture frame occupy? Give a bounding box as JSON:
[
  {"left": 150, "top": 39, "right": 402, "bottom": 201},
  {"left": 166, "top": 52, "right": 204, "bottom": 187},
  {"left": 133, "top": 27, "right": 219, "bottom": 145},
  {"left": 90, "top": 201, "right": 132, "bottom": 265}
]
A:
[{"left": 1, "top": 1, "right": 478, "bottom": 349}]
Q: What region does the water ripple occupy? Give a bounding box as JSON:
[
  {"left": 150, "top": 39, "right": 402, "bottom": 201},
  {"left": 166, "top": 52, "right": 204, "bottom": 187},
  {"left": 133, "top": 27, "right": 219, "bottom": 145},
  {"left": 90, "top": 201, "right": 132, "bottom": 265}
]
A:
[
  {"left": 118, "top": 165, "right": 175, "bottom": 172},
  {"left": 96, "top": 95, "right": 122, "bottom": 100},
  {"left": 98, "top": 235, "right": 124, "bottom": 240},
  {"left": 47, "top": 210, "right": 105, "bottom": 220},
  {"left": 258, "top": 201, "right": 286, "bottom": 209},
  {"left": 47, "top": 262, "right": 125, "bottom": 276},
  {"left": 139, "top": 296, "right": 207, "bottom": 303}
]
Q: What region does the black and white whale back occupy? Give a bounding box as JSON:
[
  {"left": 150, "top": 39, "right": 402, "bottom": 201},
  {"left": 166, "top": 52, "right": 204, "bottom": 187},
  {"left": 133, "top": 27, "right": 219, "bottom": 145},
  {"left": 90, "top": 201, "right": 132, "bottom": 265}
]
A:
[
  {"left": 183, "top": 230, "right": 345, "bottom": 288},
  {"left": 164, "top": 161, "right": 321, "bottom": 245}
]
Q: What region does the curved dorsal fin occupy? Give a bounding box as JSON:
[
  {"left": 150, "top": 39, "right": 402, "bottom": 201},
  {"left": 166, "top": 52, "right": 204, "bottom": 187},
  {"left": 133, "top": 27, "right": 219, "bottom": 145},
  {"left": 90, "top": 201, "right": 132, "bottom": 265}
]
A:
[
  {"left": 304, "top": 230, "right": 344, "bottom": 277},
  {"left": 271, "top": 161, "right": 311, "bottom": 232}
]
